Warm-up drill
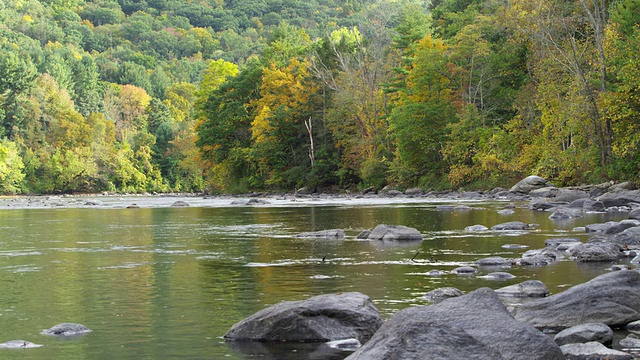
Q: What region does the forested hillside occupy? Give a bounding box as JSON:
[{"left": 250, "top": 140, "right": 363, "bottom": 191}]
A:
[{"left": 0, "top": 0, "right": 638, "bottom": 194}]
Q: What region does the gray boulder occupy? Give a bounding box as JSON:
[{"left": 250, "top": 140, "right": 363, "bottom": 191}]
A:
[
  {"left": 597, "top": 190, "right": 640, "bottom": 207},
  {"left": 480, "top": 272, "right": 516, "bottom": 280},
  {"left": 41, "top": 323, "right": 92, "bottom": 336},
  {"left": 629, "top": 208, "right": 640, "bottom": 220},
  {"left": 514, "top": 270, "right": 640, "bottom": 330},
  {"left": 452, "top": 266, "right": 477, "bottom": 275},
  {"left": 529, "top": 199, "right": 557, "bottom": 211},
  {"left": 295, "top": 229, "right": 346, "bottom": 239},
  {"left": 553, "top": 323, "right": 613, "bottom": 346},
  {"left": 569, "top": 199, "right": 605, "bottom": 212},
  {"left": 491, "top": 221, "right": 530, "bottom": 231},
  {"left": 405, "top": 187, "right": 424, "bottom": 196},
  {"left": 560, "top": 342, "right": 633, "bottom": 360},
  {"left": 495, "top": 280, "right": 549, "bottom": 298},
  {"left": 612, "top": 226, "right": 640, "bottom": 246},
  {"left": 224, "top": 292, "right": 383, "bottom": 343},
  {"left": 423, "top": 287, "right": 464, "bottom": 304},
  {"left": 545, "top": 237, "right": 582, "bottom": 249},
  {"left": 231, "top": 198, "right": 270, "bottom": 205},
  {"left": 529, "top": 187, "right": 558, "bottom": 198},
  {"left": 619, "top": 333, "right": 640, "bottom": 348},
  {"left": 476, "top": 256, "right": 512, "bottom": 267},
  {"left": 569, "top": 242, "right": 624, "bottom": 262},
  {"left": 520, "top": 248, "right": 562, "bottom": 266},
  {"left": 549, "top": 207, "right": 582, "bottom": 220},
  {"left": 510, "top": 176, "right": 553, "bottom": 194},
  {"left": 346, "top": 288, "right": 564, "bottom": 360},
  {"left": 626, "top": 320, "right": 640, "bottom": 332},
  {"left": 366, "top": 224, "right": 423, "bottom": 242},
  {"left": 555, "top": 189, "right": 590, "bottom": 203},
  {"left": 355, "top": 230, "right": 371, "bottom": 239}
]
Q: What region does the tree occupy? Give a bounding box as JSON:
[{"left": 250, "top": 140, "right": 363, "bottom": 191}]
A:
[{"left": 0, "top": 51, "right": 38, "bottom": 139}]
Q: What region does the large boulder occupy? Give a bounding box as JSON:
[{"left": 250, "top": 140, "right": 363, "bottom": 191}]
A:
[
  {"left": 510, "top": 176, "right": 553, "bottom": 194},
  {"left": 555, "top": 189, "right": 590, "bottom": 203},
  {"left": 366, "top": 224, "right": 423, "bottom": 242},
  {"left": 569, "top": 242, "right": 624, "bottom": 262},
  {"left": 346, "top": 288, "right": 564, "bottom": 360},
  {"left": 224, "top": 292, "right": 383, "bottom": 343},
  {"left": 597, "top": 190, "right": 640, "bottom": 207},
  {"left": 513, "top": 270, "right": 640, "bottom": 330},
  {"left": 611, "top": 226, "right": 640, "bottom": 246}
]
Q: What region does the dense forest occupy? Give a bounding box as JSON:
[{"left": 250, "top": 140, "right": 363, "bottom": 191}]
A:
[{"left": 0, "top": 0, "right": 638, "bottom": 194}]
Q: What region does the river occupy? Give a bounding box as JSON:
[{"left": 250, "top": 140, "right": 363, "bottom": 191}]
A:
[{"left": 0, "top": 195, "right": 631, "bottom": 359}]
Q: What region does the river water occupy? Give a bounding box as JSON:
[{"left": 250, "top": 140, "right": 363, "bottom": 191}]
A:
[{"left": 0, "top": 195, "right": 631, "bottom": 359}]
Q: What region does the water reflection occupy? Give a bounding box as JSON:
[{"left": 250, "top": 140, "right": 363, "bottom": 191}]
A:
[{"left": 0, "top": 201, "right": 632, "bottom": 359}]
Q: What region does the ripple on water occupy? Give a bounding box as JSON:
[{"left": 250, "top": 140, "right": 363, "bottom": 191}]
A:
[
  {"left": 0, "top": 250, "right": 43, "bottom": 257},
  {"left": 97, "top": 262, "right": 150, "bottom": 270}
]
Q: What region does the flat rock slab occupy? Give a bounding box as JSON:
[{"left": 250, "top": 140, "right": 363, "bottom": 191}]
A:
[
  {"left": 346, "top": 288, "right": 564, "bottom": 360},
  {"left": 495, "top": 280, "right": 549, "bottom": 298},
  {"left": 41, "top": 323, "right": 92, "bottom": 336},
  {"left": 224, "top": 292, "right": 383, "bottom": 343},
  {"left": 560, "top": 341, "right": 634, "bottom": 360},
  {"left": 514, "top": 270, "right": 640, "bottom": 330},
  {"left": 491, "top": 221, "right": 530, "bottom": 231}
]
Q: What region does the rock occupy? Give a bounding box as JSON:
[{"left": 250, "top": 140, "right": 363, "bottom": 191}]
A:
[
  {"left": 495, "top": 280, "right": 550, "bottom": 298},
  {"left": 597, "top": 190, "right": 640, "bottom": 207},
  {"left": 425, "top": 270, "right": 447, "bottom": 276},
  {"left": 385, "top": 189, "right": 403, "bottom": 197},
  {"left": 514, "top": 270, "right": 640, "bottom": 330},
  {"left": 295, "top": 229, "right": 346, "bottom": 239},
  {"left": 502, "top": 244, "right": 529, "bottom": 249},
  {"left": 355, "top": 230, "right": 371, "bottom": 239},
  {"left": 435, "top": 205, "right": 473, "bottom": 211},
  {"left": 41, "top": 323, "right": 92, "bottom": 336},
  {"left": 480, "top": 272, "right": 516, "bottom": 280},
  {"left": 404, "top": 187, "right": 424, "bottom": 196},
  {"left": 529, "top": 199, "right": 558, "bottom": 211},
  {"left": 529, "top": 187, "right": 559, "bottom": 198},
  {"left": 605, "top": 221, "right": 640, "bottom": 235},
  {"left": 497, "top": 209, "right": 515, "bottom": 215},
  {"left": 629, "top": 208, "right": 640, "bottom": 220},
  {"left": 553, "top": 323, "right": 613, "bottom": 346},
  {"left": 423, "top": 287, "right": 464, "bottom": 303},
  {"left": 521, "top": 248, "right": 562, "bottom": 266},
  {"left": 560, "top": 342, "right": 633, "bottom": 360},
  {"left": 451, "top": 266, "right": 477, "bottom": 275},
  {"left": 126, "top": 204, "right": 140, "bottom": 208},
  {"left": 325, "top": 338, "right": 362, "bottom": 351},
  {"left": 476, "top": 257, "right": 512, "bottom": 267},
  {"left": 0, "top": 340, "right": 44, "bottom": 348},
  {"left": 585, "top": 221, "right": 620, "bottom": 233},
  {"left": 569, "top": 242, "right": 624, "bottom": 262},
  {"left": 620, "top": 333, "right": 640, "bottom": 348},
  {"left": 549, "top": 207, "right": 583, "bottom": 220},
  {"left": 366, "top": 224, "right": 423, "bottom": 242},
  {"left": 491, "top": 221, "right": 530, "bottom": 231},
  {"left": 555, "top": 189, "right": 590, "bottom": 203},
  {"left": 545, "top": 237, "right": 582, "bottom": 248},
  {"left": 569, "top": 199, "right": 605, "bottom": 212},
  {"left": 345, "top": 288, "right": 564, "bottom": 360},
  {"left": 627, "top": 320, "right": 640, "bottom": 332},
  {"left": 609, "top": 182, "right": 637, "bottom": 192},
  {"left": 296, "top": 186, "right": 315, "bottom": 195},
  {"left": 231, "top": 198, "right": 270, "bottom": 205},
  {"left": 224, "top": 292, "right": 383, "bottom": 343},
  {"left": 465, "top": 224, "right": 489, "bottom": 231},
  {"left": 611, "top": 226, "right": 640, "bottom": 245},
  {"left": 171, "top": 200, "right": 189, "bottom": 207}
]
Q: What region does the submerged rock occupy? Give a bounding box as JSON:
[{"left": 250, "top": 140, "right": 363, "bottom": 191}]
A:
[
  {"left": 171, "top": 200, "right": 189, "bottom": 207},
  {"left": 366, "top": 224, "right": 423, "bottom": 242},
  {"left": 480, "top": 272, "right": 516, "bottom": 280},
  {"left": 465, "top": 224, "right": 489, "bottom": 231},
  {"left": 491, "top": 221, "right": 530, "bottom": 231},
  {"left": 230, "top": 198, "right": 270, "bottom": 205},
  {"left": 514, "top": 270, "right": 640, "bottom": 330},
  {"left": 224, "top": 292, "right": 383, "bottom": 343},
  {"left": 619, "top": 334, "right": 640, "bottom": 348},
  {"left": 41, "top": 323, "right": 92, "bottom": 336},
  {"left": 346, "top": 288, "right": 564, "bottom": 360},
  {"left": 295, "top": 229, "right": 346, "bottom": 239},
  {"left": 0, "top": 340, "right": 43, "bottom": 348}
]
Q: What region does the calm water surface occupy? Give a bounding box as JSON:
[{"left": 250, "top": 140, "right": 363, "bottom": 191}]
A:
[{"left": 0, "top": 196, "right": 630, "bottom": 359}]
